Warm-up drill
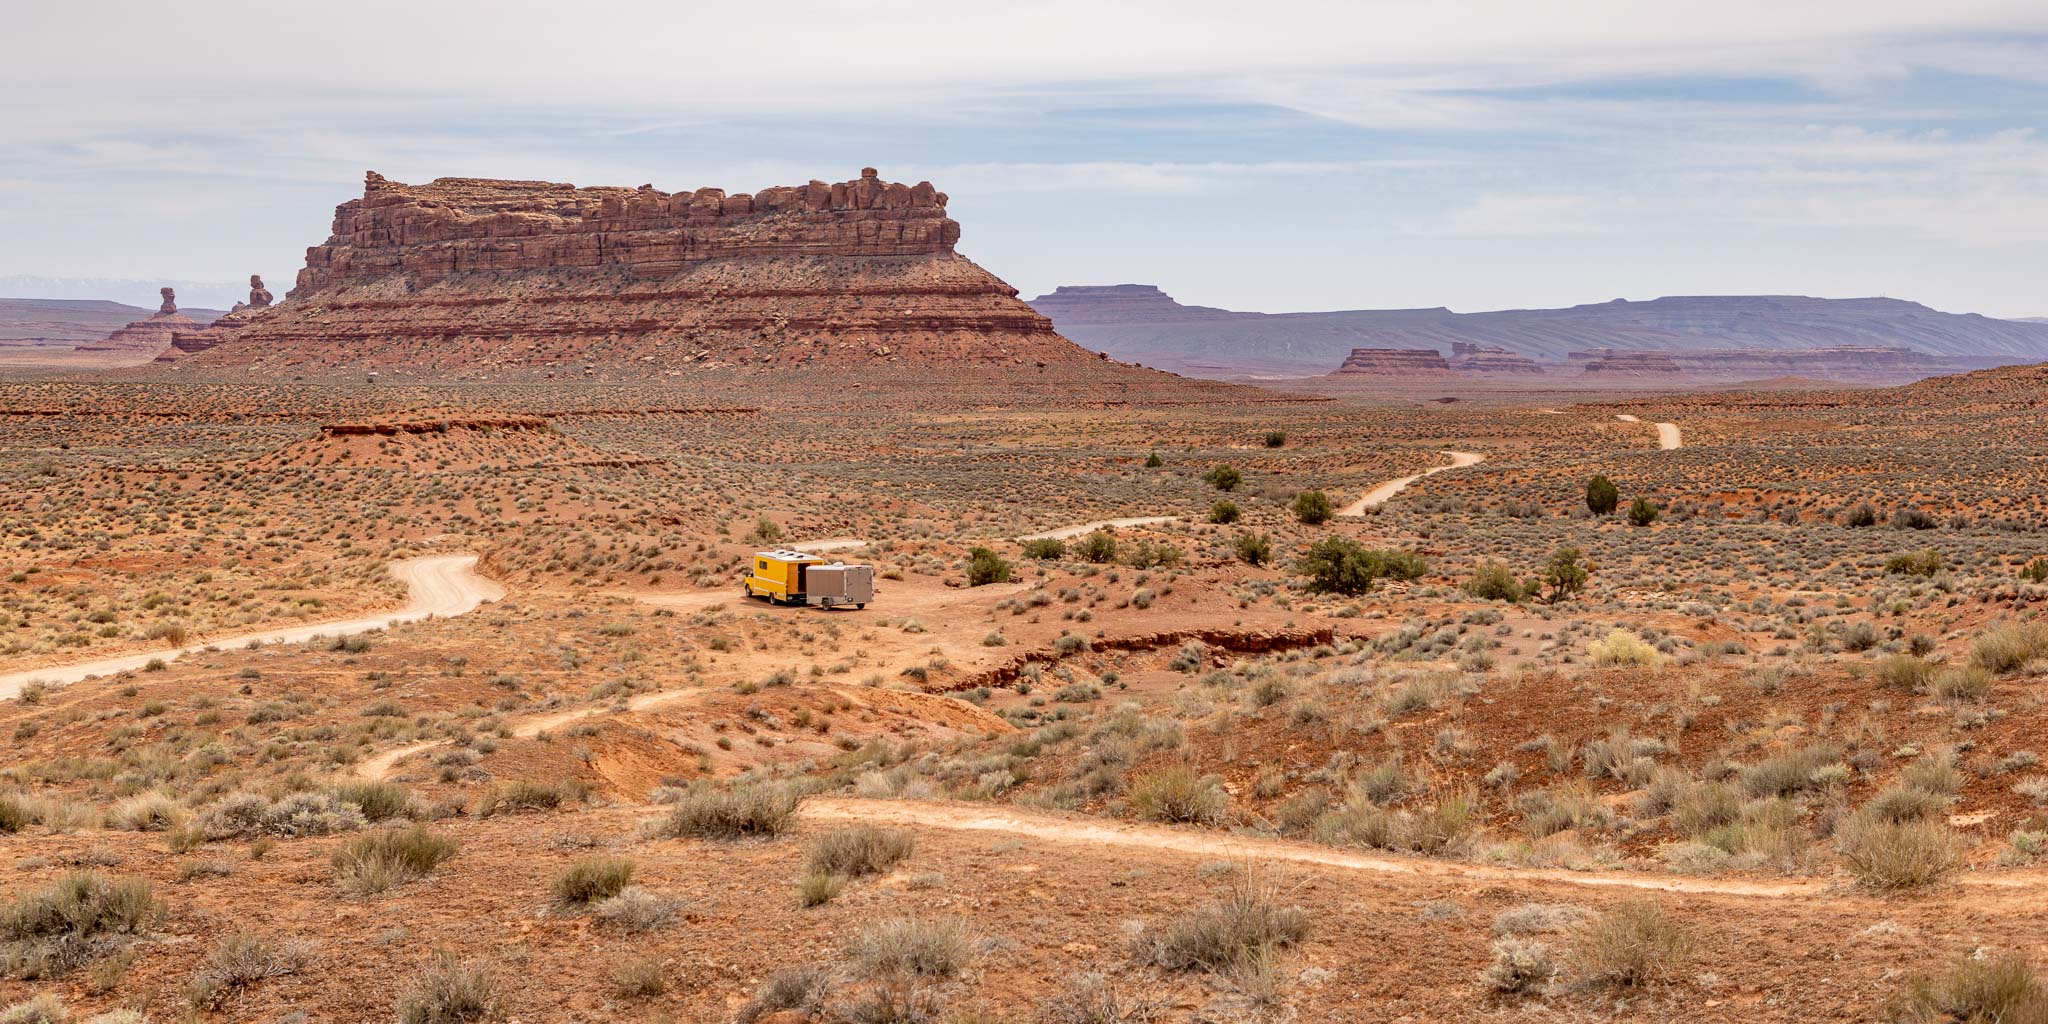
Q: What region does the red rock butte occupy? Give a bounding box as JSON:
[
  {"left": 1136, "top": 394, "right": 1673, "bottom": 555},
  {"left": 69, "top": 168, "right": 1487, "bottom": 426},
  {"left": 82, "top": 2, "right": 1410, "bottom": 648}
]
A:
[{"left": 165, "top": 169, "right": 1104, "bottom": 378}]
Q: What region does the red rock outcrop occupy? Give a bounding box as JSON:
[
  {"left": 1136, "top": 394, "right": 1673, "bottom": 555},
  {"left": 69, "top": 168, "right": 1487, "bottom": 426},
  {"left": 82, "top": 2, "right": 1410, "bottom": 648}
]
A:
[
  {"left": 1333, "top": 348, "right": 1453, "bottom": 375},
  {"left": 169, "top": 169, "right": 1101, "bottom": 378},
  {"left": 77, "top": 288, "right": 200, "bottom": 355}
]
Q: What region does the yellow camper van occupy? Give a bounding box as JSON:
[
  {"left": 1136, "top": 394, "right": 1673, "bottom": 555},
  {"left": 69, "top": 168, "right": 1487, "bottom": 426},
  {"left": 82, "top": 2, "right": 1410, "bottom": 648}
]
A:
[{"left": 744, "top": 550, "right": 873, "bottom": 609}]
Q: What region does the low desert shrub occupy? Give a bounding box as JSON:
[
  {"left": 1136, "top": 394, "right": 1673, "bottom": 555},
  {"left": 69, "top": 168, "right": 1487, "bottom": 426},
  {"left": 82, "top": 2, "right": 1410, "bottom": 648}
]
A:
[
  {"left": 552, "top": 857, "right": 635, "bottom": 907},
  {"left": 1836, "top": 815, "right": 1961, "bottom": 889},
  {"left": 1875, "top": 655, "right": 1934, "bottom": 692},
  {"left": 1481, "top": 937, "right": 1558, "bottom": 995},
  {"left": 643, "top": 781, "right": 801, "bottom": 840},
  {"left": 1291, "top": 490, "right": 1334, "bottom": 525},
  {"left": 1589, "top": 630, "right": 1659, "bottom": 667},
  {"left": 807, "top": 827, "right": 914, "bottom": 878},
  {"left": 1569, "top": 902, "right": 1691, "bottom": 988},
  {"left": 1021, "top": 538, "right": 1066, "bottom": 560},
  {"left": 1296, "top": 539, "right": 1425, "bottom": 596},
  {"left": 1, "top": 873, "right": 158, "bottom": 979},
  {"left": 330, "top": 781, "right": 418, "bottom": 822},
  {"left": 331, "top": 825, "right": 458, "bottom": 895},
  {"left": 592, "top": 887, "right": 679, "bottom": 932},
  {"left": 1886, "top": 549, "right": 1943, "bottom": 577},
  {"left": 846, "top": 916, "right": 978, "bottom": 979},
  {"left": 966, "top": 547, "right": 1012, "bottom": 587},
  {"left": 1133, "top": 876, "right": 1309, "bottom": 977},
  {"left": 737, "top": 966, "right": 832, "bottom": 1024},
  {"left": 1889, "top": 954, "right": 2048, "bottom": 1024},
  {"left": 1970, "top": 624, "right": 2044, "bottom": 674},
  {"left": 1463, "top": 562, "right": 1528, "bottom": 602},
  {"left": 1932, "top": 665, "right": 1994, "bottom": 701},
  {"left": 394, "top": 951, "right": 496, "bottom": 1024},
  {"left": 1127, "top": 765, "right": 1228, "bottom": 825},
  {"left": 196, "top": 791, "right": 366, "bottom": 840},
  {"left": 474, "top": 780, "right": 576, "bottom": 818},
  {"left": 0, "top": 995, "right": 67, "bottom": 1024},
  {"left": 103, "top": 793, "right": 183, "bottom": 833},
  {"left": 182, "top": 930, "right": 311, "bottom": 1008}
]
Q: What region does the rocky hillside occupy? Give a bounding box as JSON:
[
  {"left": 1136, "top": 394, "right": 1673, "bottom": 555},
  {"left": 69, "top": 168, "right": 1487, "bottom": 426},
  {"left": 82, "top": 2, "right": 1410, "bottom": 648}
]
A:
[
  {"left": 165, "top": 170, "right": 1122, "bottom": 381},
  {"left": 1030, "top": 285, "right": 2048, "bottom": 378}
]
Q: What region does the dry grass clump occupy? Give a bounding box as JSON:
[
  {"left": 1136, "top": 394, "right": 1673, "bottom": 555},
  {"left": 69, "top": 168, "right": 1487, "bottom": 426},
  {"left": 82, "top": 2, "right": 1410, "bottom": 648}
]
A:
[
  {"left": 0, "top": 794, "right": 30, "bottom": 834},
  {"left": 103, "top": 792, "right": 184, "bottom": 832},
  {"left": 1037, "top": 974, "right": 1163, "bottom": 1023},
  {"left": 1569, "top": 902, "right": 1691, "bottom": 989},
  {"left": 0, "top": 995, "right": 68, "bottom": 1024},
  {"left": 845, "top": 916, "right": 979, "bottom": 979},
  {"left": 1133, "top": 874, "right": 1309, "bottom": 978},
  {"left": 552, "top": 857, "right": 635, "bottom": 907},
  {"left": 1, "top": 872, "right": 158, "bottom": 979},
  {"left": 195, "top": 791, "right": 367, "bottom": 840},
  {"left": 1932, "top": 665, "right": 1994, "bottom": 701},
  {"left": 395, "top": 950, "right": 497, "bottom": 1024},
  {"left": 1890, "top": 954, "right": 2048, "bottom": 1024},
  {"left": 644, "top": 781, "right": 801, "bottom": 840},
  {"left": 329, "top": 780, "right": 420, "bottom": 822},
  {"left": 737, "top": 966, "right": 832, "bottom": 1024},
  {"left": 474, "top": 779, "right": 579, "bottom": 818},
  {"left": 1970, "top": 624, "right": 2045, "bottom": 674},
  {"left": 331, "top": 825, "right": 459, "bottom": 895},
  {"left": 1316, "top": 788, "right": 1477, "bottom": 855},
  {"left": 1836, "top": 815, "right": 1961, "bottom": 889},
  {"left": 592, "top": 887, "right": 680, "bottom": 932},
  {"left": 1589, "top": 630, "right": 1659, "bottom": 667},
  {"left": 1481, "top": 937, "right": 1559, "bottom": 995},
  {"left": 807, "top": 827, "right": 915, "bottom": 878},
  {"left": 182, "top": 930, "right": 312, "bottom": 1008},
  {"left": 1127, "top": 765, "right": 1229, "bottom": 825}
]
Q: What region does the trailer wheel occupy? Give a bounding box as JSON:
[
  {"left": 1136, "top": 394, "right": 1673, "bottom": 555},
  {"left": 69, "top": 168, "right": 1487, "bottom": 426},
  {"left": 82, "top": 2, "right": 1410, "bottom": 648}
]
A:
[{"left": 856, "top": 603, "right": 866, "bottom": 610}]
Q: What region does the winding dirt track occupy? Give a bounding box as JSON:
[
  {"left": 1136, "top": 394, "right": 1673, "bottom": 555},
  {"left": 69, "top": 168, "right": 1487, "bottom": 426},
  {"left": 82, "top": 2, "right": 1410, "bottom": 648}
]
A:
[
  {"left": 1337, "top": 450, "right": 1486, "bottom": 516},
  {"left": 0, "top": 555, "right": 503, "bottom": 699},
  {"left": 805, "top": 797, "right": 2048, "bottom": 901}
]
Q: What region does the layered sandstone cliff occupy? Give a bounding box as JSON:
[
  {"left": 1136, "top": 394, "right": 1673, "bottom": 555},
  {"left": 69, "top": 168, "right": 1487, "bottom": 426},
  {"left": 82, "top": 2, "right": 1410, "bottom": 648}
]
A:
[
  {"left": 171, "top": 170, "right": 1097, "bottom": 377},
  {"left": 1334, "top": 348, "right": 1453, "bottom": 375}
]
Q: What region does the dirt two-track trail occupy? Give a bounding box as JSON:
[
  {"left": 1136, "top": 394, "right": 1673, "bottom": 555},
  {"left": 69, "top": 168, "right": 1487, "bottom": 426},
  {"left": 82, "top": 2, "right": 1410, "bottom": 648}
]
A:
[
  {"left": 804, "top": 797, "right": 2048, "bottom": 906},
  {"left": 1616, "top": 412, "right": 1683, "bottom": 449},
  {"left": 0, "top": 555, "right": 504, "bottom": 699},
  {"left": 1338, "top": 450, "right": 1487, "bottom": 516}
]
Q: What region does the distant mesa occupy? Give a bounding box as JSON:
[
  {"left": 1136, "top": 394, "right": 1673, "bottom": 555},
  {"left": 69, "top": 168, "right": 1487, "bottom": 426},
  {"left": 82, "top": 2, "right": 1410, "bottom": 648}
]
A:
[
  {"left": 163, "top": 169, "right": 1125, "bottom": 380},
  {"left": 1448, "top": 342, "right": 1545, "bottom": 374},
  {"left": 1334, "top": 348, "right": 1453, "bottom": 376},
  {"left": 1029, "top": 285, "right": 2048, "bottom": 382}
]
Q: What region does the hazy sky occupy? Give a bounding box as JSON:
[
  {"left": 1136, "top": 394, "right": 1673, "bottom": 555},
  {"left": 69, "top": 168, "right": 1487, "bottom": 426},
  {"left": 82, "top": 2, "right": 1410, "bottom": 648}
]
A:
[{"left": 5, "top": 1, "right": 2048, "bottom": 316}]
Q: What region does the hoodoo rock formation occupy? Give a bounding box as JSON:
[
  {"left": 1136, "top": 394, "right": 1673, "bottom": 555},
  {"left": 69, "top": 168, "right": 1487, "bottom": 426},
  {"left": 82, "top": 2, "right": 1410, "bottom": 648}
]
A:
[
  {"left": 78, "top": 287, "right": 200, "bottom": 355},
  {"left": 1333, "top": 348, "right": 1454, "bottom": 375},
  {"left": 158, "top": 275, "right": 274, "bottom": 362},
  {"left": 167, "top": 169, "right": 1104, "bottom": 378}
]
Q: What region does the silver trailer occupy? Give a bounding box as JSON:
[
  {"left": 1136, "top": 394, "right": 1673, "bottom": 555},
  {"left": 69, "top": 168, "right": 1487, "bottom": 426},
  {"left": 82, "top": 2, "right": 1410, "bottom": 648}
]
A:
[{"left": 801, "top": 563, "right": 873, "bottom": 609}]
